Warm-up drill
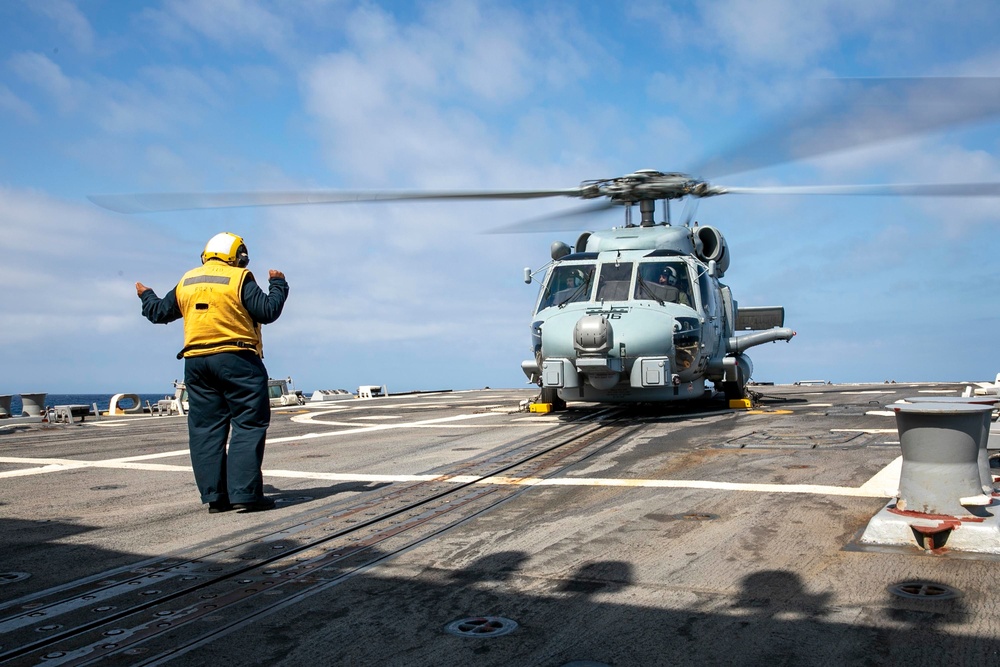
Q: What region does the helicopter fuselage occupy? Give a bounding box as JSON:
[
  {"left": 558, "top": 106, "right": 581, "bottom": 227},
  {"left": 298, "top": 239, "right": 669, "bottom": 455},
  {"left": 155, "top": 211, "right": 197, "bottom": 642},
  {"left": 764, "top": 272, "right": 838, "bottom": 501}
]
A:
[{"left": 521, "top": 224, "right": 794, "bottom": 404}]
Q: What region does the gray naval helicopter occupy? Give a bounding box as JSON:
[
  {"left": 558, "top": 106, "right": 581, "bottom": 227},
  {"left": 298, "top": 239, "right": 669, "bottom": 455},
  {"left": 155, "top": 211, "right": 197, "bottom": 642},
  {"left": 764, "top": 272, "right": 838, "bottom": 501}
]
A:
[
  {"left": 515, "top": 170, "right": 793, "bottom": 407},
  {"left": 90, "top": 78, "right": 1000, "bottom": 407}
]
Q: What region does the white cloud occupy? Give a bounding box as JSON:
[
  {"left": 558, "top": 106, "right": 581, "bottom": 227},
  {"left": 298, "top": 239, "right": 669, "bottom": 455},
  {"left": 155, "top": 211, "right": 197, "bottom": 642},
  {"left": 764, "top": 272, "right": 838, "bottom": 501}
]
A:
[
  {"left": 159, "top": 0, "right": 297, "bottom": 56},
  {"left": 29, "top": 0, "right": 96, "bottom": 54},
  {"left": 0, "top": 83, "right": 37, "bottom": 122},
  {"left": 300, "top": 1, "right": 600, "bottom": 187},
  {"left": 8, "top": 51, "right": 83, "bottom": 112}
]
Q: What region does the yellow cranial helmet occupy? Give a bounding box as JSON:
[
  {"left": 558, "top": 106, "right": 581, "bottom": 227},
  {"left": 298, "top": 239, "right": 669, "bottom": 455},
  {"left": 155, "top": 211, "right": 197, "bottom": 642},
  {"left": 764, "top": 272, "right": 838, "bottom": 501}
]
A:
[{"left": 201, "top": 232, "right": 249, "bottom": 267}]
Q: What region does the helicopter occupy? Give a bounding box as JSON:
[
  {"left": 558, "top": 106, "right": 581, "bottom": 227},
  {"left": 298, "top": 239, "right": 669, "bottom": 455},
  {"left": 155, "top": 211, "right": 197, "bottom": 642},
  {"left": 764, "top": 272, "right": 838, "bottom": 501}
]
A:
[
  {"left": 88, "top": 78, "right": 1000, "bottom": 408},
  {"left": 513, "top": 170, "right": 794, "bottom": 407}
]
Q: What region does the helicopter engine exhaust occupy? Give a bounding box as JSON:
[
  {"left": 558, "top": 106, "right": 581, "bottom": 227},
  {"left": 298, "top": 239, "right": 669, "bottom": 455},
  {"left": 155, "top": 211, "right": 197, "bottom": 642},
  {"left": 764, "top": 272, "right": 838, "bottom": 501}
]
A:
[{"left": 694, "top": 226, "right": 730, "bottom": 275}]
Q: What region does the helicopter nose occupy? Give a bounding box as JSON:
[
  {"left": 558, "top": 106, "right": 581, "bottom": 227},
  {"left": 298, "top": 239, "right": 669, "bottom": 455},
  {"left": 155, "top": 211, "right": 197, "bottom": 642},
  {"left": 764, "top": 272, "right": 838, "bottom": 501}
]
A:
[{"left": 573, "top": 314, "right": 620, "bottom": 391}]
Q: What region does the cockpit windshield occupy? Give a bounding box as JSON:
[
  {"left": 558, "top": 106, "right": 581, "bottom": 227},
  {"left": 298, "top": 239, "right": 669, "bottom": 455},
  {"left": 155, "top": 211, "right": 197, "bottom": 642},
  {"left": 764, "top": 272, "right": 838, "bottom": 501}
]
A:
[
  {"left": 595, "top": 262, "right": 633, "bottom": 301},
  {"left": 634, "top": 261, "right": 694, "bottom": 307},
  {"left": 537, "top": 259, "right": 695, "bottom": 313},
  {"left": 537, "top": 264, "right": 596, "bottom": 312}
]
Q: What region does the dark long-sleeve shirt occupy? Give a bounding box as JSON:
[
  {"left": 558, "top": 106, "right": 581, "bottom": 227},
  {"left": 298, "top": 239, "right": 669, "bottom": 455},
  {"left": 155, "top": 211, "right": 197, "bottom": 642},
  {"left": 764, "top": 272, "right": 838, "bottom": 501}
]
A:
[{"left": 140, "top": 272, "right": 289, "bottom": 326}]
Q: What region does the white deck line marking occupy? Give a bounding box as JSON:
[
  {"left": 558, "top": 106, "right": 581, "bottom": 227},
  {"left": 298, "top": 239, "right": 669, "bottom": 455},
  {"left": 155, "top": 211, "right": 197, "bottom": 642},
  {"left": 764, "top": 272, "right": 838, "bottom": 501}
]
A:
[
  {"left": 0, "top": 462, "right": 898, "bottom": 497},
  {"left": 0, "top": 414, "right": 904, "bottom": 496},
  {"left": 0, "top": 462, "right": 93, "bottom": 478},
  {"left": 270, "top": 413, "right": 494, "bottom": 442},
  {"left": 857, "top": 456, "right": 902, "bottom": 496},
  {"left": 0, "top": 457, "right": 901, "bottom": 498},
  {"left": 0, "top": 458, "right": 191, "bottom": 478}
]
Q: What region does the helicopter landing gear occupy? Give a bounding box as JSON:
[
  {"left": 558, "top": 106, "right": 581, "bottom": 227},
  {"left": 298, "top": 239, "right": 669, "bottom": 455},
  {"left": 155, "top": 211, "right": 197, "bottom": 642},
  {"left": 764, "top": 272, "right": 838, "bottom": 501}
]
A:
[
  {"left": 539, "top": 386, "right": 567, "bottom": 411},
  {"left": 721, "top": 366, "right": 747, "bottom": 402},
  {"left": 722, "top": 381, "right": 746, "bottom": 401}
]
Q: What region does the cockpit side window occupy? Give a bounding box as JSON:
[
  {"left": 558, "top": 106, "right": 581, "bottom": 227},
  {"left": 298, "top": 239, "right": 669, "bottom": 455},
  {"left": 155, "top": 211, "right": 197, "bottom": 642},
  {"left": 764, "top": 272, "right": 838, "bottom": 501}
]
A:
[
  {"left": 537, "top": 264, "right": 596, "bottom": 312},
  {"left": 698, "top": 268, "right": 718, "bottom": 315},
  {"left": 596, "top": 262, "right": 634, "bottom": 301},
  {"left": 635, "top": 261, "right": 693, "bottom": 307}
]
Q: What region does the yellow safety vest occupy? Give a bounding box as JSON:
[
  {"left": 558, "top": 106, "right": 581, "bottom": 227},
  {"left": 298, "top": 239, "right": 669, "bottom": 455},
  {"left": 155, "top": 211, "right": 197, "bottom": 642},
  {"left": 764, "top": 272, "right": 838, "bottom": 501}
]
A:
[{"left": 175, "top": 262, "right": 262, "bottom": 358}]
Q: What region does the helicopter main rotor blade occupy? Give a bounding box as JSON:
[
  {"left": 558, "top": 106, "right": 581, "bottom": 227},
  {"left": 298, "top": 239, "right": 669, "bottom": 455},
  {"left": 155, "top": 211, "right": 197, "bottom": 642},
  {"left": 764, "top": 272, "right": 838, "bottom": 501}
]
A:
[
  {"left": 486, "top": 201, "right": 616, "bottom": 234},
  {"left": 691, "top": 77, "right": 1000, "bottom": 179},
  {"left": 715, "top": 182, "right": 1000, "bottom": 197},
  {"left": 88, "top": 188, "right": 589, "bottom": 214}
]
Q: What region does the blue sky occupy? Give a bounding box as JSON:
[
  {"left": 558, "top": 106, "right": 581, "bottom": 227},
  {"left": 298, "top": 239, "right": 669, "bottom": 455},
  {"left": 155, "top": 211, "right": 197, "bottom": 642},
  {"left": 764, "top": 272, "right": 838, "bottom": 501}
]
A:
[{"left": 2, "top": 0, "right": 1000, "bottom": 394}]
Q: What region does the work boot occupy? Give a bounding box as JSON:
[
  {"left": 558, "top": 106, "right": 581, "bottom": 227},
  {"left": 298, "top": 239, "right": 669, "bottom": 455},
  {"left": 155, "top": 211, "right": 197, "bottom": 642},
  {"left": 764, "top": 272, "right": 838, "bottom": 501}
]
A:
[{"left": 208, "top": 499, "right": 233, "bottom": 513}]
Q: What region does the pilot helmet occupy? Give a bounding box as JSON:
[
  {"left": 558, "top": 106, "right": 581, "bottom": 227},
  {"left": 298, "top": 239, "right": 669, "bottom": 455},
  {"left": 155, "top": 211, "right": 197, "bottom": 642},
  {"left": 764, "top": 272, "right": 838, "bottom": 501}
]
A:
[
  {"left": 659, "top": 266, "right": 678, "bottom": 285},
  {"left": 201, "top": 232, "right": 249, "bottom": 268}
]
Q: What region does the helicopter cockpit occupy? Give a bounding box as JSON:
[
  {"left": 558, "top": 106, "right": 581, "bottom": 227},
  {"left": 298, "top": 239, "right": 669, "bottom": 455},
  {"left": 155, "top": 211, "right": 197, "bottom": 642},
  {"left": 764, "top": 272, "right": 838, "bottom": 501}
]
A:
[
  {"left": 536, "top": 258, "right": 695, "bottom": 314},
  {"left": 537, "top": 263, "right": 596, "bottom": 311},
  {"left": 634, "top": 261, "right": 694, "bottom": 307}
]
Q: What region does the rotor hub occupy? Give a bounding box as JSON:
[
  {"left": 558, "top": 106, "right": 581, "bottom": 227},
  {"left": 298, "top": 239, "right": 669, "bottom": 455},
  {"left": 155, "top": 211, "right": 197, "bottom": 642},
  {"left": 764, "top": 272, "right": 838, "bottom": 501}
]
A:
[{"left": 578, "top": 171, "right": 723, "bottom": 205}]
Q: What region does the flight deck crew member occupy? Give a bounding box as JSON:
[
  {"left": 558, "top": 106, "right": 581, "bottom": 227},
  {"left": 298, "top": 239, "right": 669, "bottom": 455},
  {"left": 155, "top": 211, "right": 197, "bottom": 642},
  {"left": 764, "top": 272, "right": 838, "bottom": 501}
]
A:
[{"left": 136, "top": 232, "right": 289, "bottom": 514}]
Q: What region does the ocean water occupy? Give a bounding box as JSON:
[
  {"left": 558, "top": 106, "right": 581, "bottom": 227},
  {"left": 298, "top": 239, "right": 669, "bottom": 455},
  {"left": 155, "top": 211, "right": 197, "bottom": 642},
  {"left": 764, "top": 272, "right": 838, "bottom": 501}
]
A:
[{"left": 1, "top": 393, "right": 170, "bottom": 417}]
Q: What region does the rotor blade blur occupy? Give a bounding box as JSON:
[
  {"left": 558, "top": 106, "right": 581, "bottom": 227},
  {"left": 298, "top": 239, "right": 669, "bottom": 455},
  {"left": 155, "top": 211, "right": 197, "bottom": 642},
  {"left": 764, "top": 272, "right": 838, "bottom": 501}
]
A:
[
  {"left": 717, "top": 182, "right": 1000, "bottom": 197},
  {"left": 680, "top": 197, "right": 700, "bottom": 226},
  {"left": 88, "top": 188, "right": 587, "bottom": 214},
  {"left": 691, "top": 77, "right": 1000, "bottom": 179},
  {"left": 486, "top": 201, "right": 615, "bottom": 234}
]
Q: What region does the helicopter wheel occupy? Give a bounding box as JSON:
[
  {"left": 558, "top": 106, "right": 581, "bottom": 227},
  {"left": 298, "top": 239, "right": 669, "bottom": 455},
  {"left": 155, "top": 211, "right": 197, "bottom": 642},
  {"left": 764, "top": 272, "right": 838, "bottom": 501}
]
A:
[
  {"left": 721, "top": 367, "right": 747, "bottom": 401},
  {"left": 539, "top": 386, "right": 567, "bottom": 411},
  {"left": 722, "top": 383, "right": 746, "bottom": 401}
]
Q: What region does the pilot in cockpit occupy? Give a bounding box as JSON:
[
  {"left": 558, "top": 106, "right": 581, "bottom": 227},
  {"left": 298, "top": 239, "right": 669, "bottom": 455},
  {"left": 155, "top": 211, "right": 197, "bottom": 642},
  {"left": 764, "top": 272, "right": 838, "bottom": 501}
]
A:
[{"left": 644, "top": 264, "right": 692, "bottom": 307}]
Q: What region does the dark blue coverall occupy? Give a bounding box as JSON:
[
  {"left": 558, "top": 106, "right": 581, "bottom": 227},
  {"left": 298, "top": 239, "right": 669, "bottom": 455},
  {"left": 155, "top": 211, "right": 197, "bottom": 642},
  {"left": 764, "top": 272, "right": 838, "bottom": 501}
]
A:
[{"left": 140, "top": 273, "right": 289, "bottom": 505}]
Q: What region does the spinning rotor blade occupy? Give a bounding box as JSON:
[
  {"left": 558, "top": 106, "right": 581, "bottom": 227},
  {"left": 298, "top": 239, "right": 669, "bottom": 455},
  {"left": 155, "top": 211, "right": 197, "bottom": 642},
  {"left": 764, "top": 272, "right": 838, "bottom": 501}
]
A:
[
  {"left": 88, "top": 187, "right": 588, "bottom": 214},
  {"left": 692, "top": 77, "right": 1000, "bottom": 178},
  {"left": 680, "top": 197, "right": 700, "bottom": 226},
  {"left": 715, "top": 182, "right": 1000, "bottom": 197},
  {"left": 487, "top": 201, "right": 615, "bottom": 234}
]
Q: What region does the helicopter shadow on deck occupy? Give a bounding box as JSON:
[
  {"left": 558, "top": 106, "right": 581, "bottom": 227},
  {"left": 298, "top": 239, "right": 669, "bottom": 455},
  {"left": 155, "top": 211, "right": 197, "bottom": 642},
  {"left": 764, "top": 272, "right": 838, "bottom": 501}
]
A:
[{"left": 553, "top": 391, "right": 807, "bottom": 425}]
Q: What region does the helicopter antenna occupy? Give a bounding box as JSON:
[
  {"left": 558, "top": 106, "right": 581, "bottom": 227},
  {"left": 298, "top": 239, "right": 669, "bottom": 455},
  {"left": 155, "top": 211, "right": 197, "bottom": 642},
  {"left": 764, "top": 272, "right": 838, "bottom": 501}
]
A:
[
  {"left": 624, "top": 204, "right": 633, "bottom": 227},
  {"left": 663, "top": 199, "right": 671, "bottom": 226}
]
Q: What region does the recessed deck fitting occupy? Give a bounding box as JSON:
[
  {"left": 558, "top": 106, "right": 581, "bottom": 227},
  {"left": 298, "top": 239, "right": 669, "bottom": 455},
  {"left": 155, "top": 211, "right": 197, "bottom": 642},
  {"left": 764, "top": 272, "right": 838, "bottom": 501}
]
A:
[
  {"left": 444, "top": 616, "right": 518, "bottom": 638},
  {"left": 888, "top": 581, "right": 961, "bottom": 600}
]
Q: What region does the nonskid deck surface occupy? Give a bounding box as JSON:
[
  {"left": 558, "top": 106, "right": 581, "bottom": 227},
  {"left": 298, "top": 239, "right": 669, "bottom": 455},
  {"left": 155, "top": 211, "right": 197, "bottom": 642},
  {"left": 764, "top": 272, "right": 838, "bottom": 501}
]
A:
[{"left": 0, "top": 384, "right": 997, "bottom": 666}]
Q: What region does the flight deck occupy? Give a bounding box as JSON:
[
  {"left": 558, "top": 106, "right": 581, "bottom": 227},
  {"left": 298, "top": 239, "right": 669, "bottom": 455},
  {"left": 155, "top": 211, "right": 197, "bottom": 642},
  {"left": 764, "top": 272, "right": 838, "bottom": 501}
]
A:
[{"left": 1, "top": 383, "right": 998, "bottom": 666}]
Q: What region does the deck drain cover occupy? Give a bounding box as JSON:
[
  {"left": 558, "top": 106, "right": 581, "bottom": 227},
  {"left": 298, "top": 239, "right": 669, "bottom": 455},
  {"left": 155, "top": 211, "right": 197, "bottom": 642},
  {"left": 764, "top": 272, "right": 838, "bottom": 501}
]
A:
[
  {"left": 444, "top": 616, "right": 518, "bottom": 638},
  {"left": 0, "top": 572, "right": 31, "bottom": 585},
  {"left": 889, "top": 582, "right": 960, "bottom": 600}
]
